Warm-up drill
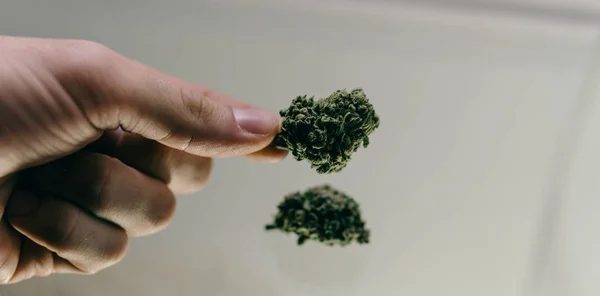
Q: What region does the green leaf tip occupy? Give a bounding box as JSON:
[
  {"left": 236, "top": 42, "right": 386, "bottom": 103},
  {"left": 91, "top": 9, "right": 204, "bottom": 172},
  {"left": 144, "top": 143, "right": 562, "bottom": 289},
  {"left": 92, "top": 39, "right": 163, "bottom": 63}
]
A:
[
  {"left": 265, "top": 184, "right": 370, "bottom": 247},
  {"left": 274, "top": 88, "right": 380, "bottom": 174}
]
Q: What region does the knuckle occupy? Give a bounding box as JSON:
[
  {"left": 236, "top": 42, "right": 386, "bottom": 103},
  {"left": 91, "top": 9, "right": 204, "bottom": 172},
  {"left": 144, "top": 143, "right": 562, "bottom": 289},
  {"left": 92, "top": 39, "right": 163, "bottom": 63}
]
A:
[
  {"left": 73, "top": 228, "right": 129, "bottom": 275},
  {"left": 189, "top": 158, "right": 213, "bottom": 191},
  {"left": 86, "top": 155, "right": 118, "bottom": 215},
  {"left": 170, "top": 157, "right": 213, "bottom": 194},
  {"left": 107, "top": 185, "right": 176, "bottom": 237},
  {"left": 58, "top": 40, "right": 126, "bottom": 128},
  {"left": 101, "top": 229, "right": 129, "bottom": 268},
  {"left": 196, "top": 158, "right": 213, "bottom": 189},
  {"left": 76, "top": 228, "right": 129, "bottom": 276},
  {"left": 67, "top": 40, "right": 118, "bottom": 72},
  {"left": 42, "top": 201, "right": 80, "bottom": 250},
  {"left": 0, "top": 237, "right": 16, "bottom": 285},
  {"left": 145, "top": 188, "right": 176, "bottom": 233},
  {"left": 55, "top": 40, "right": 120, "bottom": 88},
  {"left": 180, "top": 87, "right": 216, "bottom": 123},
  {"left": 147, "top": 144, "right": 173, "bottom": 183}
]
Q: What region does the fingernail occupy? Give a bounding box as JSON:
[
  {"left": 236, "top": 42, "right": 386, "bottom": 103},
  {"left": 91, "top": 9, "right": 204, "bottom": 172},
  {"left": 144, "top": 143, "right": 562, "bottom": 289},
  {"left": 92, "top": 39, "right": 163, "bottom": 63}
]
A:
[
  {"left": 232, "top": 108, "right": 279, "bottom": 135},
  {"left": 6, "top": 191, "right": 39, "bottom": 217}
]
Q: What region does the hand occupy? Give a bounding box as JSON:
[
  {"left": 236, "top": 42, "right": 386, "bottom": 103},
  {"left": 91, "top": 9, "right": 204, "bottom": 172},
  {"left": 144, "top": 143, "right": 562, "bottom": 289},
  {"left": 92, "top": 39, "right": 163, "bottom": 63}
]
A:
[{"left": 0, "top": 36, "right": 286, "bottom": 284}]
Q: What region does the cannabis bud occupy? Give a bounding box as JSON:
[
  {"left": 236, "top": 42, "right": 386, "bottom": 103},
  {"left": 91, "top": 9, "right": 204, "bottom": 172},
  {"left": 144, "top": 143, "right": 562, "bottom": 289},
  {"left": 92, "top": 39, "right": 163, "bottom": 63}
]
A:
[
  {"left": 265, "top": 184, "right": 370, "bottom": 246},
  {"left": 274, "top": 88, "right": 380, "bottom": 174}
]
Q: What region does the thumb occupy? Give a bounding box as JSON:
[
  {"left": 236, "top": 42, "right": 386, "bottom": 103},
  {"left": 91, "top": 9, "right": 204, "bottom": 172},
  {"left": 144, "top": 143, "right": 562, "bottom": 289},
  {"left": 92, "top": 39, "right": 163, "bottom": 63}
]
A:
[{"left": 74, "top": 52, "right": 281, "bottom": 158}]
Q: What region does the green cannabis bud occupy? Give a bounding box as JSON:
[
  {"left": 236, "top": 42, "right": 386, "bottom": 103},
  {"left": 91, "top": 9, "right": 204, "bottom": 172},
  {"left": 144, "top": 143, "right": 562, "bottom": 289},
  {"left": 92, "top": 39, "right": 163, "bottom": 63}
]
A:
[
  {"left": 274, "top": 88, "right": 380, "bottom": 174},
  {"left": 265, "top": 184, "right": 370, "bottom": 246}
]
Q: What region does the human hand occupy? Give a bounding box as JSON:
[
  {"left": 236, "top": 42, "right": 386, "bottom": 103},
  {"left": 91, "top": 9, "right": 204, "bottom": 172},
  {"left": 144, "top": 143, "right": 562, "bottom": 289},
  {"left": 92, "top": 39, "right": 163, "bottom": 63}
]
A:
[{"left": 0, "top": 36, "right": 286, "bottom": 283}]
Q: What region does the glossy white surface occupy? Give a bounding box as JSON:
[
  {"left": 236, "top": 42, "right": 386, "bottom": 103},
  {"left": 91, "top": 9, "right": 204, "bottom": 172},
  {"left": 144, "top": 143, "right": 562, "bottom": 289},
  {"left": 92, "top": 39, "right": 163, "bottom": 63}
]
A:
[{"left": 1, "top": 1, "right": 600, "bottom": 295}]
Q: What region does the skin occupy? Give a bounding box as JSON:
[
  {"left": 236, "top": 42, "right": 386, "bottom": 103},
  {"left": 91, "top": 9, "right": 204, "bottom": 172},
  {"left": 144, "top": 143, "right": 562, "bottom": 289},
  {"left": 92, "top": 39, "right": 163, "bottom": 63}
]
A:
[{"left": 0, "top": 36, "right": 288, "bottom": 284}]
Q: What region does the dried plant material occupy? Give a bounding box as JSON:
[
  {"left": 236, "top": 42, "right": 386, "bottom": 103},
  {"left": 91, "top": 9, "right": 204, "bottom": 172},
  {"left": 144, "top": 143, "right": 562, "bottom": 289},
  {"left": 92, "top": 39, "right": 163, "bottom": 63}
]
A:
[
  {"left": 265, "top": 184, "right": 370, "bottom": 246},
  {"left": 273, "top": 88, "right": 380, "bottom": 174}
]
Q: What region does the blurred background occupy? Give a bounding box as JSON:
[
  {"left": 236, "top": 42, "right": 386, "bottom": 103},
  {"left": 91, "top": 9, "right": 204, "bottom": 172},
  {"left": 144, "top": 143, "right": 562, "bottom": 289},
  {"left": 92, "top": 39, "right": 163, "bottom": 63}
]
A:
[{"left": 1, "top": 0, "right": 600, "bottom": 295}]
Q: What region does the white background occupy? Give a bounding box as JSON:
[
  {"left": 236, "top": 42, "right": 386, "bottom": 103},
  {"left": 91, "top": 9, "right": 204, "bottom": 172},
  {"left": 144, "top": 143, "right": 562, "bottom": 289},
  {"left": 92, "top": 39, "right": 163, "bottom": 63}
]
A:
[{"left": 1, "top": 0, "right": 600, "bottom": 295}]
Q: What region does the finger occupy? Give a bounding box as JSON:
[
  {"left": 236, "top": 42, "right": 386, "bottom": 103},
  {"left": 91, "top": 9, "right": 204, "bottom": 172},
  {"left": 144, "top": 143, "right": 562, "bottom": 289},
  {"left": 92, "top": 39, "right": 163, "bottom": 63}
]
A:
[
  {"left": 0, "top": 221, "right": 21, "bottom": 284},
  {"left": 0, "top": 176, "right": 20, "bottom": 284},
  {"left": 86, "top": 129, "right": 286, "bottom": 193},
  {"left": 0, "top": 232, "right": 87, "bottom": 284},
  {"left": 57, "top": 42, "right": 283, "bottom": 158},
  {"left": 22, "top": 151, "right": 176, "bottom": 237},
  {"left": 244, "top": 146, "right": 289, "bottom": 163},
  {"left": 85, "top": 129, "right": 213, "bottom": 194},
  {"left": 4, "top": 191, "right": 128, "bottom": 275},
  {"left": 5, "top": 237, "right": 85, "bottom": 284},
  {"left": 96, "top": 128, "right": 288, "bottom": 166},
  {"left": 0, "top": 177, "right": 82, "bottom": 284}
]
